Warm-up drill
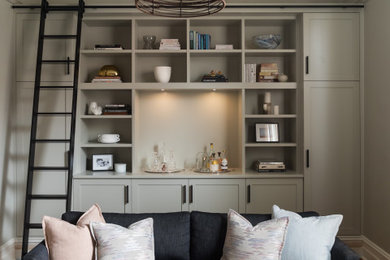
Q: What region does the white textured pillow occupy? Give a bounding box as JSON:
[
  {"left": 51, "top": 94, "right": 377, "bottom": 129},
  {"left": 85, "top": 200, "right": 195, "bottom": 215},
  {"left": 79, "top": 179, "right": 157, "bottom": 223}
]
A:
[
  {"left": 272, "top": 205, "right": 343, "bottom": 260},
  {"left": 221, "top": 209, "right": 288, "bottom": 260},
  {"left": 90, "top": 218, "right": 155, "bottom": 260}
]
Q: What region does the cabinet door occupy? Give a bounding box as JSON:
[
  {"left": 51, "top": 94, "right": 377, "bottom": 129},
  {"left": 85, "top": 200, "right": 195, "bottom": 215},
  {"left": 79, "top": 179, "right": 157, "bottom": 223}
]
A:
[
  {"left": 73, "top": 179, "right": 131, "bottom": 213},
  {"left": 16, "top": 13, "right": 76, "bottom": 82},
  {"left": 132, "top": 179, "right": 188, "bottom": 213},
  {"left": 304, "top": 81, "right": 360, "bottom": 235},
  {"left": 246, "top": 179, "right": 303, "bottom": 214},
  {"left": 189, "top": 179, "right": 245, "bottom": 213},
  {"left": 304, "top": 13, "right": 359, "bottom": 81}
]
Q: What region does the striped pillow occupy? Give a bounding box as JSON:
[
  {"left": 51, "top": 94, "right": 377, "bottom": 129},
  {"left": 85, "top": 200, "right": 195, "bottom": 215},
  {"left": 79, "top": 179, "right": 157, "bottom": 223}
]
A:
[
  {"left": 221, "top": 209, "right": 288, "bottom": 260},
  {"left": 90, "top": 218, "right": 154, "bottom": 260}
]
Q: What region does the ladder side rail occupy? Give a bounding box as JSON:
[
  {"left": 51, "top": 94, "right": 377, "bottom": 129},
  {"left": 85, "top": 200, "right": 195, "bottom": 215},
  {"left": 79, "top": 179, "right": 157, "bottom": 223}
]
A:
[
  {"left": 21, "top": 0, "right": 47, "bottom": 256},
  {"left": 66, "top": 0, "right": 84, "bottom": 211}
]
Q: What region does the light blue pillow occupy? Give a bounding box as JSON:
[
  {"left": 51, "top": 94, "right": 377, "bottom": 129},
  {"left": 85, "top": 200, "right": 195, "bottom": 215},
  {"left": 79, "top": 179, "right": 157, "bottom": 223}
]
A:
[{"left": 272, "top": 205, "right": 343, "bottom": 260}]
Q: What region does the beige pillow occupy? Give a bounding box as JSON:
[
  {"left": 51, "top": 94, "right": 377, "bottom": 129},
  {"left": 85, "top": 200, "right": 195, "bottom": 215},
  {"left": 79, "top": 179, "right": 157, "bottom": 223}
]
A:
[{"left": 42, "top": 204, "right": 105, "bottom": 260}]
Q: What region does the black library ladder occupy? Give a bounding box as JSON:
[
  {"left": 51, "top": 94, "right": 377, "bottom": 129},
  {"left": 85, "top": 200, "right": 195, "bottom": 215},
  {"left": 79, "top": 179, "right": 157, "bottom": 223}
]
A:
[{"left": 21, "top": 0, "right": 84, "bottom": 257}]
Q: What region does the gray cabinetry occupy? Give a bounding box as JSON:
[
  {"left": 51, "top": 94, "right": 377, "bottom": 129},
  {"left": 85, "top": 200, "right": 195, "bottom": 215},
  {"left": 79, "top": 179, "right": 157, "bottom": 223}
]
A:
[
  {"left": 246, "top": 178, "right": 303, "bottom": 214},
  {"left": 73, "top": 179, "right": 131, "bottom": 213},
  {"left": 304, "top": 81, "right": 361, "bottom": 235}
]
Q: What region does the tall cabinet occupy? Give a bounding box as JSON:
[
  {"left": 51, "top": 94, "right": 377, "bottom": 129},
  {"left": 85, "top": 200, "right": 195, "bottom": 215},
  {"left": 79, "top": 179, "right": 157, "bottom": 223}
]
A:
[{"left": 303, "top": 13, "right": 361, "bottom": 235}]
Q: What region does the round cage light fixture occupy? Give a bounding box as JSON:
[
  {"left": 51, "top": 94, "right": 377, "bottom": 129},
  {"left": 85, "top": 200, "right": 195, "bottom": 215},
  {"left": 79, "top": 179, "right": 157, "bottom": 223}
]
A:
[{"left": 135, "top": 0, "right": 226, "bottom": 18}]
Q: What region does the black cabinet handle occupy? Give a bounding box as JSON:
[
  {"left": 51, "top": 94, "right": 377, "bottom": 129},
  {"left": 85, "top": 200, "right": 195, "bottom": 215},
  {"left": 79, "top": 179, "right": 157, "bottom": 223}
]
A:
[
  {"left": 66, "top": 57, "right": 70, "bottom": 75},
  {"left": 305, "top": 56, "right": 309, "bottom": 74},
  {"left": 306, "top": 149, "right": 310, "bottom": 168},
  {"left": 189, "top": 185, "right": 193, "bottom": 203},
  {"left": 247, "top": 185, "right": 251, "bottom": 203},
  {"left": 182, "top": 185, "right": 186, "bottom": 204},
  {"left": 124, "top": 185, "right": 129, "bottom": 204}
]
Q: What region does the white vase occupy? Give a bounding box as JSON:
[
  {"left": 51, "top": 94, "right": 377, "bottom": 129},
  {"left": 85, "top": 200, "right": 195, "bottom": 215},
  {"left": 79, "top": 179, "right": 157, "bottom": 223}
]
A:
[{"left": 154, "top": 66, "right": 172, "bottom": 83}]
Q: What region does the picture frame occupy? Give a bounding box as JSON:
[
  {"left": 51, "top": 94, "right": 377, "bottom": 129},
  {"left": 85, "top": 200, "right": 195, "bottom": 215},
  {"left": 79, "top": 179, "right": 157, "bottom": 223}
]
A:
[
  {"left": 92, "top": 154, "right": 114, "bottom": 171},
  {"left": 255, "top": 123, "right": 279, "bottom": 142}
]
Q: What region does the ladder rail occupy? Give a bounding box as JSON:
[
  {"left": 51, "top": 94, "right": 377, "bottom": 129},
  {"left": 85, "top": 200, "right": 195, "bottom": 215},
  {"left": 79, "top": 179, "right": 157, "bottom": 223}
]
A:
[{"left": 21, "top": 0, "right": 47, "bottom": 255}]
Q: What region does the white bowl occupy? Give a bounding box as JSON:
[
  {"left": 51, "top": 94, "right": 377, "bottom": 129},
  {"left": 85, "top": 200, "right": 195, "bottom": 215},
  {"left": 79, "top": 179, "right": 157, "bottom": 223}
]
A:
[
  {"left": 154, "top": 66, "right": 172, "bottom": 83},
  {"left": 98, "top": 134, "right": 120, "bottom": 144}
]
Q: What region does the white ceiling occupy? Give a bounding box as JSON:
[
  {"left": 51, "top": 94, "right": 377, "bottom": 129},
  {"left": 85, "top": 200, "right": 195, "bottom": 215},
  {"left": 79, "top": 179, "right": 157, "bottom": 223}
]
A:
[{"left": 8, "top": 0, "right": 365, "bottom": 5}]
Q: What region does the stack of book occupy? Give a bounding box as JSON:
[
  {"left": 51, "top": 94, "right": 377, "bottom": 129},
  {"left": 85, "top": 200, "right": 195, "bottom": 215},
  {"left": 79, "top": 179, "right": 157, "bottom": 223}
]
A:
[
  {"left": 189, "top": 31, "right": 211, "bottom": 50},
  {"left": 103, "top": 104, "right": 131, "bottom": 115},
  {"left": 245, "top": 64, "right": 257, "bottom": 83},
  {"left": 159, "top": 39, "right": 181, "bottom": 50},
  {"left": 258, "top": 63, "right": 279, "bottom": 82},
  {"left": 91, "top": 76, "right": 122, "bottom": 83},
  {"left": 94, "top": 44, "right": 123, "bottom": 50}
]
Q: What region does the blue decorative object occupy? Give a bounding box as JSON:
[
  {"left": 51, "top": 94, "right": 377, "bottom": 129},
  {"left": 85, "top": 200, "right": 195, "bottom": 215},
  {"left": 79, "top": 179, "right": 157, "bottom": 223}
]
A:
[{"left": 253, "top": 34, "right": 282, "bottom": 49}]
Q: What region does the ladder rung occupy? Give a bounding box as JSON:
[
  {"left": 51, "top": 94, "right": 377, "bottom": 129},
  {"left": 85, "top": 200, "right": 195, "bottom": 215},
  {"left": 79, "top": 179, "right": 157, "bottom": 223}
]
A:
[
  {"left": 29, "top": 195, "right": 67, "bottom": 200},
  {"left": 39, "top": 86, "right": 75, "bottom": 89},
  {"left": 26, "top": 223, "right": 42, "bottom": 229},
  {"left": 42, "top": 60, "right": 76, "bottom": 63},
  {"left": 31, "top": 166, "right": 69, "bottom": 171},
  {"left": 37, "top": 112, "right": 72, "bottom": 116},
  {"left": 43, "top": 35, "right": 77, "bottom": 39},
  {"left": 47, "top": 6, "right": 80, "bottom": 11},
  {"left": 32, "top": 139, "right": 71, "bottom": 143}
]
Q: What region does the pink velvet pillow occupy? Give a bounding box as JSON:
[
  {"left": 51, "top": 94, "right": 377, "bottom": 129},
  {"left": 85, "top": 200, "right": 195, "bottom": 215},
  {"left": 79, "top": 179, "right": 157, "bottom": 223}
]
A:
[{"left": 42, "top": 204, "right": 105, "bottom": 260}]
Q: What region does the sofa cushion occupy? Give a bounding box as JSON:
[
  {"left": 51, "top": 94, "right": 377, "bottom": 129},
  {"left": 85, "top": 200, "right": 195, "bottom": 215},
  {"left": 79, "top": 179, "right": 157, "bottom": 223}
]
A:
[
  {"left": 62, "top": 211, "right": 190, "bottom": 260},
  {"left": 190, "top": 211, "right": 319, "bottom": 260}
]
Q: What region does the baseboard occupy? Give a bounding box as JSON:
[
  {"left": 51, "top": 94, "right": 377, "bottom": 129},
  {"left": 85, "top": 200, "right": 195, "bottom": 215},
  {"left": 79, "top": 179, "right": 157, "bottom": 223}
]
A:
[
  {"left": 0, "top": 238, "right": 16, "bottom": 260},
  {"left": 340, "top": 235, "right": 390, "bottom": 260}
]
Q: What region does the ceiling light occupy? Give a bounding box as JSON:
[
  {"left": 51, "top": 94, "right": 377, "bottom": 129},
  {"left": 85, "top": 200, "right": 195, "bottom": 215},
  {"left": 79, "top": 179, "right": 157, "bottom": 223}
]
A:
[{"left": 136, "top": 0, "right": 226, "bottom": 18}]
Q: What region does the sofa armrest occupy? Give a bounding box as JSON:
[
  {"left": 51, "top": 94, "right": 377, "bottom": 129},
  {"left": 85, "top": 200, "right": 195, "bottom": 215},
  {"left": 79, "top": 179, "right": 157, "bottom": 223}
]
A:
[
  {"left": 22, "top": 240, "right": 49, "bottom": 260},
  {"left": 331, "top": 238, "right": 360, "bottom": 260}
]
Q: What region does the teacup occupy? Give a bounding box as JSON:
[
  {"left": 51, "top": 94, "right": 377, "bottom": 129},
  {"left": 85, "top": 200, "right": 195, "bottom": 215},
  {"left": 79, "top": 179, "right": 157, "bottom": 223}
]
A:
[{"left": 98, "top": 134, "right": 120, "bottom": 143}]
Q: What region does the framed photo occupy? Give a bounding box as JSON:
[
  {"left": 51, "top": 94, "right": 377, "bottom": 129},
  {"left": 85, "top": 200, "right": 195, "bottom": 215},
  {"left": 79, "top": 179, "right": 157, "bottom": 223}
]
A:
[
  {"left": 255, "top": 123, "right": 279, "bottom": 142},
  {"left": 92, "top": 154, "right": 113, "bottom": 171}
]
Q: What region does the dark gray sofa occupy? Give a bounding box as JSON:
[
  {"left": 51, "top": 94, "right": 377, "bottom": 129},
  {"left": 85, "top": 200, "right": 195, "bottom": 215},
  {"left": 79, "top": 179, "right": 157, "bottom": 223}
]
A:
[{"left": 24, "top": 211, "right": 360, "bottom": 260}]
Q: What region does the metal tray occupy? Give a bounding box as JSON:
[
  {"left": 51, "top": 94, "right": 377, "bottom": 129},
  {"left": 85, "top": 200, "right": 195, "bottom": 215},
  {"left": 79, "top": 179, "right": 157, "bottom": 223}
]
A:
[{"left": 145, "top": 169, "right": 183, "bottom": 174}]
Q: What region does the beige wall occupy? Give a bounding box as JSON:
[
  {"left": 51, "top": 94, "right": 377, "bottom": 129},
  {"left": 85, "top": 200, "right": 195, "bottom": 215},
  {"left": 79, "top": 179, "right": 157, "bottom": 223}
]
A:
[
  {"left": 0, "top": 1, "right": 16, "bottom": 246},
  {"left": 364, "top": 0, "right": 390, "bottom": 254}
]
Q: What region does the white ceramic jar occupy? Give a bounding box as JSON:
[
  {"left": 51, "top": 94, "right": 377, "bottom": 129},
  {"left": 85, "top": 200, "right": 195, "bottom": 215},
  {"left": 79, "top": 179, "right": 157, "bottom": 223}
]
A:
[{"left": 154, "top": 66, "right": 172, "bottom": 83}]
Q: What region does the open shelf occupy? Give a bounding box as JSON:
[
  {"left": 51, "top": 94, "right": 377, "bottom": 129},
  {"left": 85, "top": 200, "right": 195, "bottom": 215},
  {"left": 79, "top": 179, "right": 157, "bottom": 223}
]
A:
[
  {"left": 81, "top": 143, "right": 133, "bottom": 148},
  {"left": 245, "top": 114, "right": 296, "bottom": 119},
  {"left": 80, "top": 115, "right": 132, "bottom": 119},
  {"left": 245, "top": 143, "right": 297, "bottom": 147}
]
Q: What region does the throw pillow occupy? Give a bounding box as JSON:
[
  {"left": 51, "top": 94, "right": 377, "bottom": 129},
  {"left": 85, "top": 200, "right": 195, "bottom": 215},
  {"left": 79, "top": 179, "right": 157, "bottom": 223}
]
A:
[
  {"left": 42, "top": 204, "right": 106, "bottom": 260},
  {"left": 272, "top": 205, "right": 343, "bottom": 260},
  {"left": 90, "top": 218, "right": 155, "bottom": 260},
  {"left": 221, "top": 209, "right": 288, "bottom": 260}
]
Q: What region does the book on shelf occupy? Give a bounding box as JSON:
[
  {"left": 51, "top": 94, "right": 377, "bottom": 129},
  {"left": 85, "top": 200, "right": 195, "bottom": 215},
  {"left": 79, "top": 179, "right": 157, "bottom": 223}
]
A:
[
  {"left": 103, "top": 104, "right": 131, "bottom": 115},
  {"left": 91, "top": 76, "right": 122, "bottom": 83},
  {"left": 159, "top": 39, "right": 181, "bottom": 50},
  {"left": 94, "top": 44, "right": 123, "bottom": 50},
  {"left": 215, "top": 44, "right": 234, "bottom": 50},
  {"left": 258, "top": 63, "right": 279, "bottom": 82},
  {"left": 189, "top": 30, "right": 211, "bottom": 50}
]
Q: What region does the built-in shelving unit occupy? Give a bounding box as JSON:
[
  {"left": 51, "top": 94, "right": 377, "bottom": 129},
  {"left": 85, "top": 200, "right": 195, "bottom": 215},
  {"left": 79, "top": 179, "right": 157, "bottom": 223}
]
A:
[{"left": 74, "top": 14, "right": 302, "bottom": 178}]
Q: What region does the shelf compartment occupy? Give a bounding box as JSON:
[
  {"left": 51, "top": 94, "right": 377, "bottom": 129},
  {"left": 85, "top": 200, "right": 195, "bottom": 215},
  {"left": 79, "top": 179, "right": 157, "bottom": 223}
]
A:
[
  {"left": 190, "top": 53, "right": 241, "bottom": 82},
  {"left": 245, "top": 146, "right": 297, "bottom": 172},
  {"left": 82, "top": 19, "right": 131, "bottom": 50},
  {"left": 190, "top": 49, "right": 242, "bottom": 54},
  {"left": 244, "top": 49, "right": 296, "bottom": 55},
  {"left": 80, "top": 83, "right": 133, "bottom": 90},
  {"left": 133, "top": 82, "right": 243, "bottom": 90},
  {"left": 245, "top": 19, "right": 296, "bottom": 50},
  {"left": 80, "top": 54, "right": 132, "bottom": 83},
  {"left": 135, "top": 52, "right": 186, "bottom": 83},
  {"left": 245, "top": 118, "right": 296, "bottom": 144},
  {"left": 81, "top": 50, "right": 132, "bottom": 55},
  {"left": 245, "top": 89, "right": 296, "bottom": 115},
  {"left": 245, "top": 169, "right": 304, "bottom": 178},
  {"left": 80, "top": 147, "right": 132, "bottom": 173},
  {"left": 135, "top": 50, "right": 187, "bottom": 54},
  {"left": 135, "top": 19, "right": 186, "bottom": 50},
  {"left": 245, "top": 53, "right": 297, "bottom": 82},
  {"left": 190, "top": 19, "right": 241, "bottom": 50},
  {"left": 244, "top": 82, "right": 297, "bottom": 89},
  {"left": 134, "top": 90, "right": 242, "bottom": 172},
  {"left": 79, "top": 90, "right": 132, "bottom": 116},
  {"left": 79, "top": 118, "right": 132, "bottom": 144},
  {"left": 245, "top": 143, "right": 297, "bottom": 147}
]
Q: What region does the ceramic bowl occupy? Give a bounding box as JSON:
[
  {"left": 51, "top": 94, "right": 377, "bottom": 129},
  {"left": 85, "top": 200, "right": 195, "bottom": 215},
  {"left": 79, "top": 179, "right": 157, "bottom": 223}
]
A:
[
  {"left": 154, "top": 66, "right": 172, "bottom": 83},
  {"left": 98, "top": 134, "right": 120, "bottom": 144},
  {"left": 253, "top": 34, "right": 282, "bottom": 49}
]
